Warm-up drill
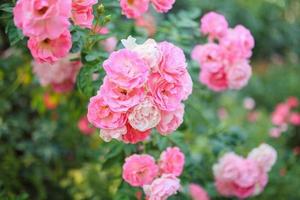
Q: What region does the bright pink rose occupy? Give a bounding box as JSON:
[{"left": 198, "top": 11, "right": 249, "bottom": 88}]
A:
[
  {"left": 143, "top": 174, "right": 180, "bottom": 200},
  {"left": 78, "top": 116, "right": 95, "bottom": 135},
  {"left": 248, "top": 143, "right": 277, "bottom": 173},
  {"left": 120, "top": 0, "right": 149, "bottom": 19},
  {"left": 271, "top": 103, "right": 290, "bottom": 126},
  {"left": 122, "top": 123, "right": 151, "bottom": 144},
  {"left": 28, "top": 31, "right": 72, "bottom": 63},
  {"left": 220, "top": 25, "right": 255, "bottom": 63},
  {"left": 135, "top": 13, "right": 157, "bottom": 36},
  {"left": 191, "top": 43, "right": 226, "bottom": 72},
  {"left": 226, "top": 60, "right": 252, "bottom": 90},
  {"left": 87, "top": 95, "right": 127, "bottom": 129},
  {"left": 13, "top": 0, "right": 72, "bottom": 40},
  {"left": 158, "top": 41, "right": 187, "bottom": 82},
  {"left": 72, "top": 6, "right": 94, "bottom": 28},
  {"left": 150, "top": 0, "right": 176, "bottom": 13},
  {"left": 32, "top": 56, "right": 82, "bottom": 92},
  {"left": 159, "top": 147, "right": 185, "bottom": 176},
  {"left": 99, "top": 126, "right": 127, "bottom": 142},
  {"left": 286, "top": 96, "right": 299, "bottom": 108},
  {"left": 128, "top": 97, "right": 161, "bottom": 132},
  {"left": 189, "top": 184, "right": 210, "bottom": 200},
  {"left": 290, "top": 112, "right": 300, "bottom": 125},
  {"left": 103, "top": 49, "right": 149, "bottom": 89},
  {"left": 200, "top": 12, "right": 228, "bottom": 40},
  {"left": 199, "top": 67, "right": 228, "bottom": 92},
  {"left": 99, "top": 77, "right": 145, "bottom": 112},
  {"left": 122, "top": 154, "right": 159, "bottom": 187},
  {"left": 148, "top": 73, "right": 184, "bottom": 111},
  {"left": 157, "top": 104, "right": 184, "bottom": 135},
  {"left": 72, "top": 0, "right": 97, "bottom": 7}
]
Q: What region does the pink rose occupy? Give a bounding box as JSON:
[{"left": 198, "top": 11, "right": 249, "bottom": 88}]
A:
[
  {"left": 101, "top": 37, "right": 118, "bottom": 53},
  {"left": 122, "top": 123, "right": 151, "bottom": 144},
  {"left": 271, "top": 103, "right": 290, "bottom": 126},
  {"left": 128, "top": 97, "right": 161, "bottom": 132},
  {"left": 87, "top": 95, "right": 127, "bottom": 129},
  {"left": 103, "top": 49, "right": 149, "bottom": 89},
  {"left": 122, "top": 154, "right": 159, "bottom": 187},
  {"left": 150, "top": 0, "right": 176, "bottom": 13},
  {"left": 13, "top": 0, "right": 72, "bottom": 40},
  {"left": 99, "top": 126, "right": 127, "bottom": 142},
  {"left": 248, "top": 143, "right": 277, "bottom": 173},
  {"left": 243, "top": 97, "right": 256, "bottom": 110},
  {"left": 191, "top": 43, "right": 226, "bottom": 72},
  {"left": 72, "top": 6, "right": 94, "bottom": 28},
  {"left": 135, "top": 13, "right": 157, "bottom": 36},
  {"left": 189, "top": 183, "right": 210, "bottom": 200},
  {"left": 72, "top": 0, "right": 97, "bottom": 7},
  {"left": 286, "top": 96, "right": 299, "bottom": 108},
  {"left": 78, "top": 116, "right": 95, "bottom": 135},
  {"left": 99, "top": 77, "right": 145, "bottom": 112},
  {"left": 158, "top": 41, "right": 187, "bottom": 82},
  {"left": 220, "top": 25, "right": 255, "bottom": 63},
  {"left": 120, "top": 0, "right": 149, "bottom": 19},
  {"left": 269, "top": 127, "right": 282, "bottom": 138},
  {"left": 143, "top": 174, "right": 180, "bottom": 200},
  {"left": 199, "top": 67, "right": 228, "bottom": 92},
  {"left": 157, "top": 104, "right": 184, "bottom": 135},
  {"left": 28, "top": 30, "right": 72, "bottom": 63},
  {"left": 226, "top": 60, "right": 252, "bottom": 90},
  {"left": 289, "top": 112, "right": 300, "bottom": 125},
  {"left": 200, "top": 12, "right": 228, "bottom": 40},
  {"left": 159, "top": 147, "right": 185, "bottom": 176}
]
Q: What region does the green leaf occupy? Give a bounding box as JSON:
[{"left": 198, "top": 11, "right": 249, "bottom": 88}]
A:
[
  {"left": 5, "top": 20, "right": 24, "bottom": 46},
  {"left": 0, "top": 3, "right": 13, "bottom": 13},
  {"left": 76, "top": 65, "right": 95, "bottom": 96}
]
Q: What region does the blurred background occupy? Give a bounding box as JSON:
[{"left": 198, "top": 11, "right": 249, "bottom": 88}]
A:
[{"left": 1, "top": 0, "right": 300, "bottom": 199}]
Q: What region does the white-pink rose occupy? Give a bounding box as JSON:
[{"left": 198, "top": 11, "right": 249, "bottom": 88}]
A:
[{"left": 99, "top": 126, "right": 127, "bottom": 142}]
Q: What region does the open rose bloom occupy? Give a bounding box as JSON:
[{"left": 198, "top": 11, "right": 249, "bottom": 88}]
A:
[
  {"left": 87, "top": 36, "right": 192, "bottom": 143},
  {"left": 192, "top": 12, "right": 254, "bottom": 92},
  {"left": 213, "top": 144, "right": 277, "bottom": 199}
]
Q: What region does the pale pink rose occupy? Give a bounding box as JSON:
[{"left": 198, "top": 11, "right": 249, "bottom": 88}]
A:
[
  {"left": 32, "top": 56, "right": 82, "bottom": 92},
  {"left": 191, "top": 44, "right": 225, "bottom": 73},
  {"left": 72, "top": 6, "right": 94, "bottom": 28},
  {"left": 103, "top": 49, "right": 149, "bottom": 89},
  {"left": 121, "top": 36, "right": 162, "bottom": 70},
  {"left": 99, "top": 77, "right": 145, "bottom": 112},
  {"left": 243, "top": 97, "right": 256, "bottom": 110},
  {"left": 72, "top": 0, "right": 97, "bottom": 7},
  {"left": 122, "top": 123, "right": 151, "bottom": 144},
  {"left": 78, "top": 116, "right": 95, "bottom": 135},
  {"left": 220, "top": 25, "right": 255, "bottom": 63},
  {"left": 199, "top": 67, "right": 228, "bottom": 92},
  {"left": 122, "top": 154, "right": 159, "bottom": 187},
  {"left": 143, "top": 174, "right": 180, "bottom": 200},
  {"left": 135, "top": 13, "right": 157, "bottom": 36},
  {"left": 189, "top": 183, "right": 210, "bottom": 200},
  {"left": 269, "top": 127, "right": 282, "bottom": 138},
  {"left": 200, "top": 12, "right": 228, "bottom": 40},
  {"left": 128, "top": 97, "right": 161, "bottom": 132},
  {"left": 87, "top": 95, "right": 127, "bottom": 129},
  {"left": 226, "top": 60, "right": 252, "bottom": 90},
  {"left": 159, "top": 147, "right": 185, "bottom": 176},
  {"left": 13, "top": 0, "right": 72, "bottom": 40},
  {"left": 99, "top": 126, "right": 127, "bottom": 142},
  {"left": 158, "top": 41, "right": 187, "bottom": 82},
  {"left": 120, "top": 0, "right": 149, "bottom": 19},
  {"left": 150, "top": 0, "right": 176, "bottom": 13},
  {"left": 28, "top": 30, "right": 72, "bottom": 63},
  {"left": 157, "top": 104, "right": 184, "bottom": 135},
  {"left": 271, "top": 103, "right": 290, "bottom": 126},
  {"left": 101, "top": 37, "right": 118, "bottom": 53},
  {"left": 289, "top": 112, "right": 300, "bottom": 125},
  {"left": 148, "top": 73, "right": 184, "bottom": 111},
  {"left": 286, "top": 96, "right": 299, "bottom": 108},
  {"left": 248, "top": 143, "right": 277, "bottom": 173}
]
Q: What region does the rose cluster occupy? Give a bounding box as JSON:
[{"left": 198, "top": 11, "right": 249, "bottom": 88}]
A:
[
  {"left": 270, "top": 96, "right": 300, "bottom": 138},
  {"left": 33, "top": 56, "right": 82, "bottom": 93},
  {"left": 13, "top": 0, "right": 97, "bottom": 64},
  {"left": 122, "top": 147, "right": 185, "bottom": 200},
  {"left": 192, "top": 12, "right": 254, "bottom": 92},
  {"left": 213, "top": 143, "right": 277, "bottom": 199},
  {"left": 87, "top": 36, "right": 192, "bottom": 144},
  {"left": 120, "top": 0, "right": 176, "bottom": 19}
]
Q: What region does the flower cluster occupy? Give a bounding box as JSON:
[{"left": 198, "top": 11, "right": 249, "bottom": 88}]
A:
[
  {"left": 120, "top": 0, "right": 176, "bottom": 19},
  {"left": 122, "top": 147, "right": 185, "bottom": 200},
  {"left": 13, "top": 0, "right": 97, "bottom": 63},
  {"left": 32, "top": 56, "right": 82, "bottom": 93},
  {"left": 192, "top": 12, "right": 254, "bottom": 92},
  {"left": 87, "top": 36, "right": 192, "bottom": 144},
  {"left": 213, "top": 143, "right": 277, "bottom": 199},
  {"left": 270, "top": 96, "right": 300, "bottom": 138}
]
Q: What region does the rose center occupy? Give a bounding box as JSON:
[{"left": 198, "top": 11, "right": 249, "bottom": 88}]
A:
[{"left": 127, "top": 0, "right": 134, "bottom": 5}]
